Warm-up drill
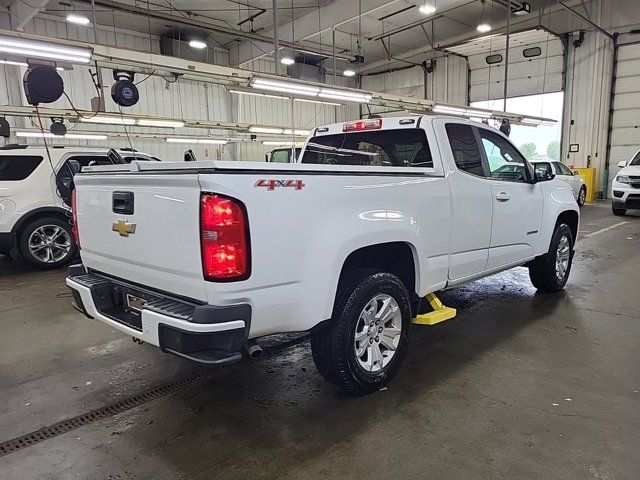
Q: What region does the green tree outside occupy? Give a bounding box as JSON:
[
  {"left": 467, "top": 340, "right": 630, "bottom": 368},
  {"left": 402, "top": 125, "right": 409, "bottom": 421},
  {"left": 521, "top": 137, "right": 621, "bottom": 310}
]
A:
[
  {"left": 519, "top": 142, "right": 537, "bottom": 160},
  {"left": 547, "top": 140, "right": 561, "bottom": 161}
]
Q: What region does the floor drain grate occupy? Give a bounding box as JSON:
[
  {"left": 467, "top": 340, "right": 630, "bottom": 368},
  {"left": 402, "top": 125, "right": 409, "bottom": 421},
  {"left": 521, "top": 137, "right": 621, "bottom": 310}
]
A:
[{"left": 0, "top": 334, "right": 308, "bottom": 457}]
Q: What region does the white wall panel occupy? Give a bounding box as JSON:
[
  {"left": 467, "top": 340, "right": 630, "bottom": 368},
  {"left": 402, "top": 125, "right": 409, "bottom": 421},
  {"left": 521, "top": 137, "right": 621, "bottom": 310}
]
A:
[
  {"left": 361, "top": 55, "right": 469, "bottom": 113},
  {"left": 609, "top": 42, "right": 640, "bottom": 184}
]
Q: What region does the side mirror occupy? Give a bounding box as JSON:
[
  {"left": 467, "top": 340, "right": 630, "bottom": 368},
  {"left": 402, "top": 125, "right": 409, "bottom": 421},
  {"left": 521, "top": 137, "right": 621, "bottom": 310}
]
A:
[
  {"left": 68, "top": 159, "right": 81, "bottom": 175},
  {"left": 524, "top": 161, "right": 537, "bottom": 184},
  {"left": 618, "top": 160, "right": 627, "bottom": 168},
  {"left": 574, "top": 170, "right": 581, "bottom": 176}
]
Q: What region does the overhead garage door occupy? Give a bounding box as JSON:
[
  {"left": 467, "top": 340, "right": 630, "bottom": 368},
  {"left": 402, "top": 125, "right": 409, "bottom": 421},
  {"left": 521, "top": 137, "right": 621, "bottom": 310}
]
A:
[
  {"left": 609, "top": 42, "right": 640, "bottom": 183},
  {"left": 446, "top": 29, "right": 564, "bottom": 102}
]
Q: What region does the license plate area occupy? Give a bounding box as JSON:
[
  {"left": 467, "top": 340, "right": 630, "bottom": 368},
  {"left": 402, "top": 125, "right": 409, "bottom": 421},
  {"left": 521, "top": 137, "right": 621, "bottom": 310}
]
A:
[{"left": 126, "top": 293, "right": 147, "bottom": 314}]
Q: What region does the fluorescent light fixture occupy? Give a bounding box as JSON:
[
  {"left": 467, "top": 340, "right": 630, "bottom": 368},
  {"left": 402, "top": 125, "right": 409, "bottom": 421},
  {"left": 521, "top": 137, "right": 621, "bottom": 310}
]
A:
[
  {"left": 419, "top": 4, "right": 437, "bottom": 14},
  {"left": 137, "top": 119, "right": 185, "bottom": 128},
  {"left": 464, "top": 109, "right": 491, "bottom": 118},
  {"left": 66, "top": 14, "right": 90, "bottom": 25},
  {"left": 433, "top": 105, "right": 467, "bottom": 115},
  {"left": 228, "top": 89, "right": 288, "bottom": 100},
  {"left": 166, "top": 137, "right": 227, "bottom": 144},
  {"left": 294, "top": 98, "right": 342, "bottom": 107},
  {"left": 16, "top": 131, "right": 107, "bottom": 140},
  {"left": 0, "top": 35, "right": 92, "bottom": 64},
  {"left": 0, "top": 59, "right": 28, "bottom": 67},
  {"left": 318, "top": 88, "right": 372, "bottom": 103},
  {"left": 249, "top": 126, "right": 284, "bottom": 134},
  {"left": 280, "top": 56, "right": 295, "bottom": 65},
  {"left": 80, "top": 116, "right": 136, "bottom": 125},
  {"left": 343, "top": 69, "right": 356, "bottom": 77},
  {"left": 283, "top": 129, "right": 311, "bottom": 136},
  {"left": 189, "top": 40, "right": 207, "bottom": 49},
  {"left": 250, "top": 77, "right": 320, "bottom": 96},
  {"left": 521, "top": 117, "right": 555, "bottom": 126},
  {"left": 477, "top": 23, "right": 492, "bottom": 33}
]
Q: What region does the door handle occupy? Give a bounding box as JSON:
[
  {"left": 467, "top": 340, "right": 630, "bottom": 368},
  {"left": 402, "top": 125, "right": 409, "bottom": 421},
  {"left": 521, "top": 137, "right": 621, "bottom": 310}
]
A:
[{"left": 495, "top": 192, "right": 510, "bottom": 202}]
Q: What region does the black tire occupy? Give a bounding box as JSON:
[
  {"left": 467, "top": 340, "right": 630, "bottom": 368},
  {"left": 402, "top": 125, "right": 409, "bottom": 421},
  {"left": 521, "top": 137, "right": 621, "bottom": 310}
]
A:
[
  {"left": 612, "top": 205, "right": 626, "bottom": 216},
  {"left": 311, "top": 269, "right": 412, "bottom": 396},
  {"left": 18, "top": 216, "right": 76, "bottom": 269},
  {"left": 577, "top": 186, "right": 587, "bottom": 207},
  {"left": 529, "top": 223, "right": 574, "bottom": 293}
]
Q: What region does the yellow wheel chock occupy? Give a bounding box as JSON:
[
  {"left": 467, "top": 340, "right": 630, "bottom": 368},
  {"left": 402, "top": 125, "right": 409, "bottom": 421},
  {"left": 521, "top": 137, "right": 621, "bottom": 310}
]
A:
[{"left": 412, "top": 293, "right": 457, "bottom": 325}]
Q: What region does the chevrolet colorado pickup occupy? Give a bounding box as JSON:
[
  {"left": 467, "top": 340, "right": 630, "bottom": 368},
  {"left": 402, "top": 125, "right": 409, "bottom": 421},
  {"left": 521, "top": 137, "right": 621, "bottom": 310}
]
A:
[{"left": 66, "top": 116, "right": 579, "bottom": 395}]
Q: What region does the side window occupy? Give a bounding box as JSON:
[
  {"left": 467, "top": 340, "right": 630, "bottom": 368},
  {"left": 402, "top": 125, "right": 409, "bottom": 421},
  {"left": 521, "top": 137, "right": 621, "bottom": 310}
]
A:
[
  {"left": 67, "top": 155, "right": 113, "bottom": 167},
  {"left": 555, "top": 162, "right": 573, "bottom": 176},
  {"left": 445, "top": 124, "right": 484, "bottom": 176},
  {"left": 478, "top": 129, "right": 527, "bottom": 183}
]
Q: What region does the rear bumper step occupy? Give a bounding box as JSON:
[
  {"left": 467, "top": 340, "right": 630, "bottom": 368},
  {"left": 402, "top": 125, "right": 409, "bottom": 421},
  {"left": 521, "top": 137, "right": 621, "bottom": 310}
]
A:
[{"left": 66, "top": 265, "right": 251, "bottom": 365}]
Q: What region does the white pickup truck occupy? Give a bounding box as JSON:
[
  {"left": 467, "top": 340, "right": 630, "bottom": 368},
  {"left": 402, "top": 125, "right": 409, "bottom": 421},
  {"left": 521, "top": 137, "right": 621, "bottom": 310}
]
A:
[{"left": 67, "top": 116, "right": 579, "bottom": 395}]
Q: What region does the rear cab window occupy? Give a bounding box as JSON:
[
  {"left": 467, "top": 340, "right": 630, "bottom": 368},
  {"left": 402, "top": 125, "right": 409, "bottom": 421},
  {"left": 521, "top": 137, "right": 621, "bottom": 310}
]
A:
[
  {"left": 301, "top": 129, "right": 433, "bottom": 168},
  {"left": 0, "top": 155, "right": 43, "bottom": 181}
]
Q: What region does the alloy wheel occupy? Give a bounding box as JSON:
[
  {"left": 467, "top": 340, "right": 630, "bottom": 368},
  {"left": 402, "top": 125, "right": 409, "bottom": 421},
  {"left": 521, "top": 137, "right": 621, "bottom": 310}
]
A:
[{"left": 28, "top": 225, "right": 72, "bottom": 264}]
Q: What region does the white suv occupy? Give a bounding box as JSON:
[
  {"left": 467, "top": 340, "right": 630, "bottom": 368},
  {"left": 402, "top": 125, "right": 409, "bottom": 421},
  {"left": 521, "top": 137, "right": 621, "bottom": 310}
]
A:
[
  {"left": 611, "top": 150, "right": 640, "bottom": 216},
  {"left": 0, "top": 145, "right": 158, "bottom": 269}
]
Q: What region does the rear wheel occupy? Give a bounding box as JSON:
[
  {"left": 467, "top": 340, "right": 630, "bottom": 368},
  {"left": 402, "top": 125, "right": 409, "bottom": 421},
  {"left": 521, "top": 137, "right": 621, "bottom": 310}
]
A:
[
  {"left": 529, "top": 224, "right": 574, "bottom": 292},
  {"left": 19, "top": 217, "right": 76, "bottom": 269},
  {"left": 612, "top": 205, "right": 626, "bottom": 216},
  {"left": 311, "top": 270, "right": 412, "bottom": 396},
  {"left": 577, "top": 186, "right": 587, "bottom": 207}
]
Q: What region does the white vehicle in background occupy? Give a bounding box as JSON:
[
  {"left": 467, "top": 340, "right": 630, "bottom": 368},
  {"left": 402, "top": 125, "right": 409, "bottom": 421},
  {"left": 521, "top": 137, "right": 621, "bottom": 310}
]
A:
[
  {"left": 494, "top": 160, "right": 586, "bottom": 206},
  {"left": 67, "top": 116, "right": 579, "bottom": 396},
  {"left": 532, "top": 161, "right": 587, "bottom": 206},
  {"left": 611, "top": 150, "right": 640, "bottom": 216},
  {"left": 0, "top": 145, "right": 159, "bottom": 269}
]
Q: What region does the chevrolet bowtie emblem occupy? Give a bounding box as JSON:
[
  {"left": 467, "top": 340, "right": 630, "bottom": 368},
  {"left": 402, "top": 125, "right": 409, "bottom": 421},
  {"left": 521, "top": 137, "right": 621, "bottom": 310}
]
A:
[{"left": 112, "top": 219, "right": 136, "bottom": 237}]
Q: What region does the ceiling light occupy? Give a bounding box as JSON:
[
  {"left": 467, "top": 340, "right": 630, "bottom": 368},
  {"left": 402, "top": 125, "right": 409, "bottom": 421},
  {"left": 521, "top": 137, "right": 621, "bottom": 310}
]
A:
[
  {"left": 343, "top": 69, "right": 356, "bottom": 77},
  {"left": 16, "top": 131, "right": 107, "bottom": 140},
  {"left": 137, "top": 119, "right": 184, "bottom": 128},
  {"left": 0, "top": 59, "right": 28, "bottom": 67},
  {"left": 166, "top": 137, "right": 226, "bottom": 144},
  {"left": 228, "top": 89, "right": 288, "bottom": 100},
  {"left": 249, "top": 126, "right": 285, "bottom": 134},
  {"left": 250, "top": 77, "right": 320, "bottom": 96},
  {"left": 318, "top": 88, "right": 372, "bottom": 103},
  {"left": 418, "top": 4, "right": 437, "bottom": 15},
  {"left": 0, "top": 35, "right": 92, "bottom": 63},
  {"left": 80, "top": 116, "right": 136, "bottom": 125},
  {"left": 262, "top": 141, "right": 300, "bottom": 146},
  {"left": 66, "top": 14, "right": 90, "bottom": 25},
  {"left": 280, "top": 56, "right": 295, "bottom": 65},
  {"left": 477, "top": 23, "right": 492, "bottom": 33},
  {"left": 464, "top": 109, "right": 491, "bottom": 118},
  {"left": 294, "top": 98, "right": 342, "bottom": 107},
  {"left": 189, "top": 40, "right": 207, "bottom": 50}
]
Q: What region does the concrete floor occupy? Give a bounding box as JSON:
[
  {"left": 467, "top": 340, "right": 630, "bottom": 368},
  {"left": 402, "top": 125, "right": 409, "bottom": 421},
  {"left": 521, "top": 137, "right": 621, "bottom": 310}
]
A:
[{"left": 1, "top": 202, "right": 639, "bottom": 480}]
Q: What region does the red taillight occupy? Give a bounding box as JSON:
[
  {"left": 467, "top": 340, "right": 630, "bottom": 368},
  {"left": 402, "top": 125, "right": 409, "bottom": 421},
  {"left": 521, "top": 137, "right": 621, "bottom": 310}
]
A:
[
  {"left": 200, "top": 194, "right": 250, "bottom": 281},
  {"left": 71, "top": 188, "right": 80, "bottom": 249},
  {"left": 343, "top": 118, "right": 382, "bottom": 132}
]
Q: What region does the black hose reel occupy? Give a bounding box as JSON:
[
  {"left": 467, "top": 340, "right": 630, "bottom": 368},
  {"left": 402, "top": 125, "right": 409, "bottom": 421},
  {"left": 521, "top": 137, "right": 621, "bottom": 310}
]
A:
[{"left": 111, "top": 70, "right": 139, "bottom": 107}]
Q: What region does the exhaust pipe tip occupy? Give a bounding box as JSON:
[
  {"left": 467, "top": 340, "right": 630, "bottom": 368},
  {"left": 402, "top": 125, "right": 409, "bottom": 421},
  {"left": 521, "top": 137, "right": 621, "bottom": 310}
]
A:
[{"left": 243, "top": 340, "right": 263, "bottom": 359}]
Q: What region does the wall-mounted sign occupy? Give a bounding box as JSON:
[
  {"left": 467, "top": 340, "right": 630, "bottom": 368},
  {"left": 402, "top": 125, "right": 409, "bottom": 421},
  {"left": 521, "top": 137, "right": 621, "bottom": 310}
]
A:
[{"left": 569, "top": 144, "right": 580, "bottom": 153}]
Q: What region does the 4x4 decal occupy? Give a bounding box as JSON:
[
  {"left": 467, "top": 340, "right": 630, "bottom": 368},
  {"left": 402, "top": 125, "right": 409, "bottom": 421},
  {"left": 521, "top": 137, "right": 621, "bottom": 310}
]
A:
[{"left": 255, "top": 179, "right": 305, "bottom": 191}]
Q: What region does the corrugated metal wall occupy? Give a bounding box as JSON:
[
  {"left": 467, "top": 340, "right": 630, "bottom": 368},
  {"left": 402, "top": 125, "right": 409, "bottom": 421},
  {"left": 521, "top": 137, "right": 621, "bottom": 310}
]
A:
[
  {"left": 361, "top": 55, "right": 469, "bottom": 108},
  {"left": 608, "top": 41, "right": 640, "bottom": 181},
  {"left": 562, "top": 31, "right": 614, "bottom": 194}
]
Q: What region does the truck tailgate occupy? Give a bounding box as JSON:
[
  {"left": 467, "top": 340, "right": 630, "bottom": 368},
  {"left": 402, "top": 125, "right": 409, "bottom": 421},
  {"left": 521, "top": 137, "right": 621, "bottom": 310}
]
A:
[{"left": 74, "top": 173, "right": 207, "bottom": 301}]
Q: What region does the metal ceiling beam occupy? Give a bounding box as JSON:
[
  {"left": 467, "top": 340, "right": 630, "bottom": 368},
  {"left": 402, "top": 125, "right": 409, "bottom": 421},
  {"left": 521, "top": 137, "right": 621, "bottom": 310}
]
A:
[
  {"left": 75, "top": 0, "right": 353, "bottom": 61},
  {"left": 558, "top": 1, "right": 614, "bottom": 40},
  {"left": 9, "top": 0, "right": 52, "bottom": 31}
]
